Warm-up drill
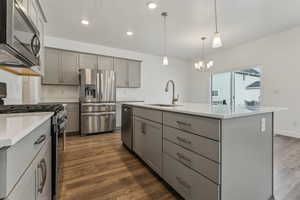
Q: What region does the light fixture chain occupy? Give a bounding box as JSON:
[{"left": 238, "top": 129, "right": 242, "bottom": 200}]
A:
[{"left": 214, "top": 0, "right": 218, "bottom": 33}]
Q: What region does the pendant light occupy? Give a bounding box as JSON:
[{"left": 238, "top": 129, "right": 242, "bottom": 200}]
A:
[
  {"left": 195, "top": 37, "right": 214, "bottom": 71},
  {"left": 162, "top": 12, "right": 169, "bottom": 66},
  {"left": 212, "top": 0, "right": 223, "bottom": 48}
]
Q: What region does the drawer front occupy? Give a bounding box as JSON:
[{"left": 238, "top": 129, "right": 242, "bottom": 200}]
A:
[
  {"left": 163, "top": 139, "right": 220, "bottom": 184},
  {"left": 163, "top": 112, "right": 220, "bottom": 141},
  {"left": 163, "top": 154, "right": 219, "bottom": 200},
  {"left": 133, "top": 107, "right": 162, "bottom": 123},
  {"left": 163, "top": 126, "right": 220, "bottom": 162},
  {"left": 6, "top": 119, "right": 51, "bottom": 196},
  {"left": 81, "top": 112, "right": 116, "bottom": 134}
]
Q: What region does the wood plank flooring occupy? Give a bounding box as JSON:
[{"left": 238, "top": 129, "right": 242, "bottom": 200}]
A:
[
  {"left": 58, "top": 132, "right": 181, "bottom": 200},
  {"left": 58, "top": 133, "right": 300, "bottom": 200},
  {"left": 274, "top": 135, "right": 300, "bottom": 200}
]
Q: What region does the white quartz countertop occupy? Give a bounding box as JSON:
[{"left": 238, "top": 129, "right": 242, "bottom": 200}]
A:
[
  {"left": 0, "top": 112, "right": 54, "bottom": 148},
  {"left": 125, "top": 102, "right": 286, "bottom": 119}
]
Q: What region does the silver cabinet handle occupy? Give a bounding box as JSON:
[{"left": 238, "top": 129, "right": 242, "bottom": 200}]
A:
[
  {"left": 176, "top": 152, "right": 192, "bottom": 163},
  {"left": 176, "top": 121, "right": 192, "bottom": 127},
  {"left": 34, "top": 135, "right": 46, "bottom": 145},
  {"left": 176, "top": 177, "right": 191, "bottom": 189},
  {"left": 176, "top": 136, "right": 192, "bottom": 145},
  {"left": 141, "top": 123, "right": 146, "bottom": 134},
  {"left": 38, "top": 159, "right": 47, "bottom": 193}
]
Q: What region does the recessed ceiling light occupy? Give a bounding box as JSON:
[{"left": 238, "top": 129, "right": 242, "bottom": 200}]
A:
[
  {"left": 126, "top": 31, "right": 134, "bottom": 36},
  {"left": 147, "top": 1, "right": 157, "bottom": 10},
  {"left": 81, "top": 19, "right": 89, "bottom": 25}
]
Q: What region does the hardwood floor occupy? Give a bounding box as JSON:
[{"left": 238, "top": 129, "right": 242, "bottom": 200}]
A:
[
  {"left": 274, "top": 135, "right": 300, "bottom": 200},
  {"left": 58, "top": 132, "right": 181, "bottom": 200},
  {"left": 58, "top": 133, "right": 300, "bottom": 200}
]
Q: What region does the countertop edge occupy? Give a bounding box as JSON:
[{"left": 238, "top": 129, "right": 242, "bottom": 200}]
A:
[
  {"left": 0, "top": 112, "right": 54, "bottom": 148},
  {"left": 124, "top": 103, "right": 285, "bottom": 119}
]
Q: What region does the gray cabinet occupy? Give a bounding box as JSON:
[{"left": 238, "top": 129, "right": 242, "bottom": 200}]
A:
[
  {"left": 80, "top": 53, "right": 98, "bottom": 69},
  {"left": 133, "top": 117, "right": 162, "bottom": 175},
  {"left": 43, "top": 48, "right": 79, "bottom": 85},
  {"left": 114, "top": 58, "right": 129, "bottom": 88},
  {"left": 65, "top": 103, "right": 79, "bottom": 133},
  {"left": 98, "top": 56, "right": 114, "bottom": 70},
  {"left": 128, "top": 60, "right": 141, "bottom": 88},
  {"left": 61, "top": 51, "right": 79, "bottom": 85},
  {"left": 3, "top": 119, "right": 52, "bottom": 200},
  {"left": 114, "top": 58, "right": 141, "bottom": 88},
  {"left": 43, "top": 48, "right": 60, "bottom": 84}
]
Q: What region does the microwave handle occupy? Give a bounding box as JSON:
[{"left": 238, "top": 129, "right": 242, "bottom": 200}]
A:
[{"left": 31, "top": 34, "right": 41, "bottom": 56}]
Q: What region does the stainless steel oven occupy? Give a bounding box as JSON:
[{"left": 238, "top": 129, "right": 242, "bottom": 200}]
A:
[{"left": 0, "top": 0, "right": 41, "bottom": 67}]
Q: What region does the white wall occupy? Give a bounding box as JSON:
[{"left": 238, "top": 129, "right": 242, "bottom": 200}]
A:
[
  {"left": 0, "top": 70, "right": 23, "bottom": 104},
  {"left": 188, "top": 26, "right": 300, "bottom": 138},
  {"left": 43, "top": 36, "right": 190, "bottom": 104}
]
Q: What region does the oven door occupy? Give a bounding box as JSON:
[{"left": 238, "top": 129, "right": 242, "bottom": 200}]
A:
[
  {"left": 6, "top": 0, "right": 40, "bottom": 66},
  {"left": 81, "top": 112, "right": 116, "bottom": 135}
]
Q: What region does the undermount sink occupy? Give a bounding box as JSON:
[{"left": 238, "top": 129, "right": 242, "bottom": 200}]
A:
[{"left": 149, "top": 104, "right": 182, "bottom": 107}]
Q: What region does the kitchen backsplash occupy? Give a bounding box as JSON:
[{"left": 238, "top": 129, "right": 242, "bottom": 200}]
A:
[{"left": 41, "top": 85, "right": 79, "bottom": 100}]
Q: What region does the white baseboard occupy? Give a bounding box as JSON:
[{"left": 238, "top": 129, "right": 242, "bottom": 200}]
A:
[{"left": 275, "top": 129, "right": 300, "bottom": 138}]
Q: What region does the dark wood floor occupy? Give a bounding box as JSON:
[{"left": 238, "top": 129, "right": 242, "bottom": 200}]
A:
[{"left": 58, "top": 133, "right": 300, "bottom": 200}]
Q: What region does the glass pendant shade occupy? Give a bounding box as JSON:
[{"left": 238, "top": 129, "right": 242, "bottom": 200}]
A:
[
  {"left": 212, "top": 32, "right": 222, "bottom": 48},
  {"left": 163, "top": 56, "right": 169, "bottom": 66}
]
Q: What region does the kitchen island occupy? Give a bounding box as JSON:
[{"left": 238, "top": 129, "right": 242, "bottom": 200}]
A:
[{"left": 123, "top": 103, "right": 284, "bottom": 200}]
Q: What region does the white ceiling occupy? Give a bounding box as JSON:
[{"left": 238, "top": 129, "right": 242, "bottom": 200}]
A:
[{"left": 44, "top": 0, "right": 300, "bottom": 60}]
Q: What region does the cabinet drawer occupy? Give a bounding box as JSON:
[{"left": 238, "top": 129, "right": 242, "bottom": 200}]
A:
[
  {"left": 163, "top": 126, "right": 220, "bottom": 162},
  {"left": 5, "top": 119, "right": 51, "bottom": 197},
  {"left": 163, "top": 154, "right": 219, "bottom": 200},
  {"left": 163, "top": 112, "right": 220, "bottom": 141},
  {"left": 163, "top": 139, "right": 219, "bottom": 184},
  {"left": 133, "top": 107, "right": 162, "bottom": 123}
]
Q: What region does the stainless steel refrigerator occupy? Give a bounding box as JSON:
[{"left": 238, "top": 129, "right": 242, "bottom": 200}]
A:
[{"left": 79, "top": 69, "right": 116, "bottom": 135}]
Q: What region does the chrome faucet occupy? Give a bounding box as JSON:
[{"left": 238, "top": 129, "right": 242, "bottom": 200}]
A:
[{"left": 165, "top": 80, "right": 179, "bottom": 105}]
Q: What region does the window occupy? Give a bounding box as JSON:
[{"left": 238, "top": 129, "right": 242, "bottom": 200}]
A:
[{"left": 211, "top": 67, "right": 261, "bottom": 107}]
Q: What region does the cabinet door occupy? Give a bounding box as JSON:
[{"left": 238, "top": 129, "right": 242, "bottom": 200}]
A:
[
  {"left": 98, "top": 56, "right": 114, "bottom": 70},
  {"left": 144, "top": 119, "right": 162, "bottom": 175},
  {"left": 79, "top": 53, "right": 98, "bottom": 69},
  {"left": 128, "top": 60, "right": 141, "bottom": 88},
  {"left": 7, "top": 158, "right": 36, "bottom": 200},
  {"left": 114, "top": 58, "right": 128, "bottom": 88},
  {"left": 36, "top": 141, "right": 51, "bottom": 200},
  {"left": 133, "top": 117, "right": 147, "bottom": 158},
  {"left": 37, "top": 16, "right": 45, "bottom": 75},
  {"left": 43, "top": 48, "right": 60, "bottom": 84},
  {"left": 61, "top": 51, "right": 79, "bottom": 85},
  {"left": 65, "top": 104, "right": 79, "bottom": 133}
]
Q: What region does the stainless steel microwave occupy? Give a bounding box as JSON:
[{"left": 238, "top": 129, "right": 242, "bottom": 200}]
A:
[{"left": 0, "top": 0, "right": 41, "bottom": 75}]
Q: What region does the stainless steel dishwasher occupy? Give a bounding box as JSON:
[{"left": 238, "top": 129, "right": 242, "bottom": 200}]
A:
[{"left": 121, "top": 105, "right": 133, "bottom": 150}]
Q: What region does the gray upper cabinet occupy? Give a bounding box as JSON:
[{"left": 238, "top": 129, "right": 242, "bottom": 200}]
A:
[
  {"left": 114, "top": 58, "right": 141, "bottom": 88},
  {"left": 43, "top": 48, "right": 141, "bottom": 87},
  {"left": 98, "top": 56, "right": 114, "bottom": 70},
  {"left": 79, "top": 53, "right": 98, "bottom": 69},
  {"left": 61, "top": 51, "right": 79, "bottom": 85},
  {"left": 43, "top": 48, "right": 60, "bottom": 84},
  {"left": 114, "top": 58, "right": 129, "bottom": 88},
  {"left": 43, "top": 48, "right": 79, "bottom": 85},
  {"left": 128, "top": 60, "right": 141, "bottom": 88}
]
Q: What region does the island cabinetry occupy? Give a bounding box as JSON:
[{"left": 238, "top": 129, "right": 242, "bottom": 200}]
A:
[{"left": 129, "top": 105, "right": 274, "bottom": 200}]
